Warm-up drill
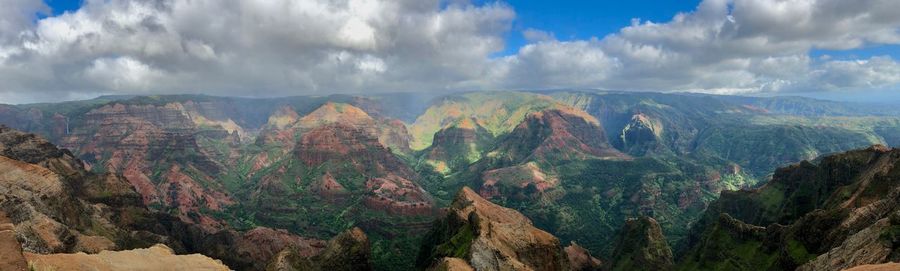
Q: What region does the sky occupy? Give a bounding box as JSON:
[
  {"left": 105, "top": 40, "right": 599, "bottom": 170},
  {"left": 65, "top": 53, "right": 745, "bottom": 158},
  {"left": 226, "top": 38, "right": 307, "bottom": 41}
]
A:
[{"left": 0, "top": 0, "right": 898, "bottom": 104}]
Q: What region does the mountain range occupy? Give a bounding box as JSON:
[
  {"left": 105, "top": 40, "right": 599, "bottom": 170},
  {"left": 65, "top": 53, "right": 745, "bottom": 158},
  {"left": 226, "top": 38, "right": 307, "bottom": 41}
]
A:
[{"left": 2, "top": 90, "right": 899, "bottom": 270}]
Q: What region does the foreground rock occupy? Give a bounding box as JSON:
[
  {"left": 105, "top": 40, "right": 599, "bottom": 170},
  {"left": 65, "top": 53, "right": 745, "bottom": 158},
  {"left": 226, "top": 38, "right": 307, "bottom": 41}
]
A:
[
  {"left": 266, "top": 227, "right": 373, "bottom": 271},
  {"left": 427, "top": 257, "right": 476, "bottom": 271},
  {"left": 0, "top": 212, "right": 27, "bottom": 271},
  {"left": 843, "top": 263, "right": 900, "bottom": 271},
  {"left": 416, "top": 187, "right": 569, "bottom": 271},
  {"left": 565, "top": 242, "right": 603, "bottom": 271},
  {"left": 679, "top": 146, "right": 900, "bottom": 270},
  {"left": 25, "top": 244, "right": 230, "bottom": 271}
]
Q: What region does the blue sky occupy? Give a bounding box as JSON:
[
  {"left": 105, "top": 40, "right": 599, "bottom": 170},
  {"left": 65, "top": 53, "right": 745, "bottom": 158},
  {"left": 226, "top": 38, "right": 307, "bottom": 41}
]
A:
[
  {"left": 500, "top": 0, "right": 701, "bottom": 55},
  {"left": 47, "top": 0, "right": 895, "bottom": 59},
  {"left": 45, "top": 0, "right": 82, "bottom": 15}
]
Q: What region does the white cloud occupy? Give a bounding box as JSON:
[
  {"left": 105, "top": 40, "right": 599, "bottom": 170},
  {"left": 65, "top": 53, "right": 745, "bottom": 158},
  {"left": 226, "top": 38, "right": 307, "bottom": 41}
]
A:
[
  {"left": 522, "top": 28, "right": 555, "bottom": 42},
  {"left": 581, "top": 0, "right": 900, "bottom": 93},
  {"left": 811, "top": 56, "right": 900, "bottom": 91},
  {"left": 0, "top": 0, "right": 49, "bottom": 42},
  {"left": 84, "top": 56, "right": 166, "bottom": 90},
  {"left": 488, "top": 40, "right": 619, "bottom": 89},
  {"left": 0, "top": 0, "right": 515, "bottom": 102},
  {"left": 0, "top": 0, "right": 899, "bottom": 103}
]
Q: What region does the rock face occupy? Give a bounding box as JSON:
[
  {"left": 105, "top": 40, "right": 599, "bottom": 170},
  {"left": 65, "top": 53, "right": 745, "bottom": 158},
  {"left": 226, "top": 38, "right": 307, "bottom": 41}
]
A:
[
  {"left": 266, "top": 227, "right": 373, "bottom": 271},
  {"left": 25, "top": 244, "right": 231, "bottom": 271},
  {"left": 478, "top": 162, "right": 557, "bottom": 199},
  {"left": 678, "top": 146, "right": 900, "bottom": 271},
  {"left": 416, "top": 187, "right": 569, "bottom": 271},
  {"left": 59, "top": 102, "right": 233, "bottom": 228},
  {"left": 606, "top": 217, "right": 673, "bottom": 271}
]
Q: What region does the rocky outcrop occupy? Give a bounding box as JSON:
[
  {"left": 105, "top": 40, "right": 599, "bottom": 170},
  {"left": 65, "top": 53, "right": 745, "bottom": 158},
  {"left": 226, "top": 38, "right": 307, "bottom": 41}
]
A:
[
  {"left": 478, "top": 162, "right": 557, "bottom": 199},
  {"left": 417, "top": 187, "right": 569, "bottom": 271},
  {"left": 427, "top": 257, "right": 476, "bottom": 271},
  {"left": 619, "top": 113, "right": 663, "bottom": 155},
  {"left": 607, "top": 217, "right": 673, "bottom": 271},
  {"left": 796, "top": 214, "right": 897, "bottom": 271},
  {"left": 678, "top": 146, "right": 900, "bottom": 271},
  {"left": 364, "top": 174, "right": 435, "bottom": 216},
  {"left": 25, "top": 244, "right": 231, "bottom": 271},
  {"left": 266, "top": 227, "right": 373, "bottom": 271},
  {"left": 565, "top": 242, "right": 603, "bottom": 271}
]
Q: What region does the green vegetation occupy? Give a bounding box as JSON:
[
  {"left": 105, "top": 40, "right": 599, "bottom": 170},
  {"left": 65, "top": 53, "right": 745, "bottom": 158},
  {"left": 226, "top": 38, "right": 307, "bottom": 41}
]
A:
[
  {"left": 408, "top": 91, "right": 562, "bottom": 150},
  {"left": 9, "top": 91, "right": 900, "bottom": 271}
]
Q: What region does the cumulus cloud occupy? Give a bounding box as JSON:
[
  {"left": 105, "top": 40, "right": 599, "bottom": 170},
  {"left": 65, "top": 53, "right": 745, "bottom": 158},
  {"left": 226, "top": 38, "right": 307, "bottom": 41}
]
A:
[
  {"left": 0, "top": 0, "right": 515, "bottom": 103},
  {"left": 809, "top": 56, "right": 900, "bottom": 91},
  {"left": 557, "top": 0, "right": 900, "bottom": 94},
  {"left": 0, "top": 0, "right": 49, "bottom": 42},
  {"left": 488, "top": 39, "right": 619, "bottom": 89},
  {"left": 0, "top": 0, "right": 899, "bottom": 103},
  {"left": 522, "top": 28, "right": 555, "bottom": 42}
]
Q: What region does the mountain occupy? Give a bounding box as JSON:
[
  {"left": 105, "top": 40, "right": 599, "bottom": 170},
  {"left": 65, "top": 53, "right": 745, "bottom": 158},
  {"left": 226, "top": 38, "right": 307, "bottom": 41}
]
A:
[
  {"left": 225, "top": 102, "right": 435, "bottom": 269},
  {"left": 246, "top": 102, "right": 435, "bottom": 224},
  {"left": 408, "top": 92, "right": 562, "bottom": 150},
  {"left": 549, "top": 91, "right": 890, "bottom": 176},
  {"left": 678, "top": 146, "right": 900, "bottom": 271},
  {"left": 484, "top": 107, "right": 627, "bottom": 165},
  {"left": 420, "top": 117, "right": 494, "bottom": 174},
  {"left": 257, "top": 102, "right": 411, "bottom": 155},
  {"left": 463, "top": 107, "right": 628, "bottom": 200}
]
